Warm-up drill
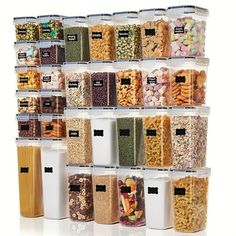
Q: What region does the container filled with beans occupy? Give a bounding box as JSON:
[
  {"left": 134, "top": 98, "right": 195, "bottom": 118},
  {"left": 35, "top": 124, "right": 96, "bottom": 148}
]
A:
[
  {"left": 39, "top": 40, "right": 65, "bottom": 65},
  {"left": 17, "top": 114, "right": 41, "bottom": 138},
  {"left": 142, "top": 107, "right": 172, "bottom": 167},
  {"left": 169, "top": 57, "right": 209, "bottom": 106},
  {"left": 170, "top": 107, "right": 209, "bottom": 169},
  {"left": 39, "top": 65, "right": 65, "bottom": 90},
  {"left": 65, "top": 108, "right": 92, "bottom": 164},
  {"left": 139, "top": 8, "right": 170, "bottom": 58},
  {"left": 37, "top": 15, "right": 64, "bottom": 40},
  {"left": 68, "top": 165, "right": 94, "bottom": 221},
  {"left": 88, "top": 14, "right": 115, "bottom": 61},
  {"left": 90, "top": 61, "right": 116, "bottom": 107},
  {"left": 116, "top": 60, "right": 143, "bottom": 107},
  {"left": 16, "top": 90, "right": 41, "bottom": 114},
  {"left": 167, "top": 6, "right": 209, "bottom": 57},
  {"left": 117, "top": 167, "right": 145, "bottom": 227},
  {"left": 16, "top": 66, "right": 41, "bottom": 90},
  {"left": 40, "top": 114, "right": 66, "bottom": 138},
  {"left": 14, "top": 41, "right": 39, "bottom": 66},
  {"left": 63, "top": 16, "right": 90, "bottom": 62},
  {"left": 113, "top": 11, "right": 141, "bottom": 60},
  {"left": 92, "top": 166, "right": 119, "bottom": 224},
  {"left": 141, "top": 58, "right": 170, "bottom": 106},
  {"left": 171, "top": 168, "right": 210, "bottom": 233},
  {"left": 40, "top": 90, "right": 66, "bottom": 114},
  {"left": 63, "top": 62, "right": 91, "bottom": 108},
  {"left": 14, "top": 17, "right": 39, "bottom": 41}
]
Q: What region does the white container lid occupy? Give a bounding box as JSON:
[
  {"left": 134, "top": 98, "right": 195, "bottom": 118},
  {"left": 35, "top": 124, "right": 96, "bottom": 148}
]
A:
[
  {"left": 140, "top": 107, "right": 169, "bottom": 116},
  {"left": 14, "top": 17, "right": 36, "bottom": 24},
  {"left": 38, "top": 40, "right": 65, "bottom": 48},
  {"left": 40, "top": 138, "right": 67, "bottom": 149},
  {"left": 115, "top": 59, "right": 140, "bottom": 70},
  {"left": 89, "top": 107, "right": 116, "bottom": 118},
  {"left": 39, "top": 114, "right": 64, "bottom": 121},
  {"left": 139, "top": 8, "right": 166, "bottom": 20},
  {"left": 143, "top": 167, "right": 170, "bottom": 180},
  {"left": 37, "top": 15, "right": 64, "bottom": 22},
  {"left": 16, "top": 114, "right": 39, "bottom": 121},
  {"left": 16, "top": 89, "right": 40, "bottom": 97},
  {"left": 62, "top": 62, "right": 88, "bottom": 72},
  {"left": 15, "top": 65, "right": 38, "bottom": 72},
  {"left": 141, "top": 58, "right": 169, "bottom": 68},
  {"left": 41, "top": 89, "right": 66, "bottom": 97},
  {"left": 117, "top": 167, "right": 142, "bottom": 176},
  {"left": 39, "top": 64, "right": 61, "bottom": 72},
  {"left": 64, "top": 107, "right": 90, "bottom": 118},
  {"left": 170, "top": 106, "right": 210, "bottom": 116},
  {"left": 170, "top": 167, "right": 211, "bottom": 177},
  {"left": 169, "top": 57, "right": 209, "bottom": 67},
  {"left": 14, "top": 41, "right": 38, "bottom": 47},
  {"left": 89, "top": 60, "right": 114, "bottom": 72},
  {"left": 167, "top": 5, "right": 209, "bottom": 17},
  {"left": 113, "top": 11, "right": 138, "bottom": 18},
  {"left": 92, "top": 165, "right": 117, "bottom": 175},
  {"left": 87, "top": 13, "right": 112, "bottom": 23},
  {"left": 16, "top": 137, "right": 40, "bottom": 146},
  {"left": 115, "top": 107, "right": 142, "bottom": 118},
  {"left": 67, "top": 164, "right": 92, "bottom": 175},
  {"left": 63, "top": 16, "right": 87, "bottom": 26}
]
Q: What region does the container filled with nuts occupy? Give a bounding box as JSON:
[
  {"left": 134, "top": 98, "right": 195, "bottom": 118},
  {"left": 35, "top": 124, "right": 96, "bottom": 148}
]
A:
[
  {"left": 90, "top": 61, "right": 116, "bottom": 107},
  {"left": 167, "top": 6, "right": 209, "bottom": 57},
  {"left": 63, "top": 16, "right": 90, "bottom": 62},
  {"left": 171, "top": 168, "right": 210, "bottom": 233},
  {"left": 141, "top": 58, "right": 170, "bottom": 106},
  {"left": 37, "top": 15, "right": 64, "bottom": 40},
  {"left": 14, "top": 17, "right": 39, "bottom": 41},
  {"left": 88, "top": 14, "right": 115, "bottom": 61},
  {"left": 16, "top": 90, "right": 41, "bottom": 114},
  {"left": 169, "top": 57, "right": 209, "bottom": 106},
  {"left": 63, "top": 62, "right": 91, "bottom": 108},
  {"left": 92, "top": 166, "right": 119, "bottom": 224},
  {"left": 41, "top": 90, "right": 66, "bottom": 114},
  {"left": 39, "top": 40, "right": 65, "bottom": 65},
  {"left": 14, "top": 41, "right": 39, "bottom": 66},
  {"left": 16, "top": 66, "right": 41, "bottom": 90},
  {"left": 65, "top": 108, "right": 92, "bottom": 164},
  {"left": 139, "top": 8, "right": 170, "bottom": 58},
  {"left": 67, "top": 165, "right": 94, "bottom": 221},
  {"left": 117, "top": 167, "right": 145, "bottom": 227},
  {"left": 40, "top": 114, "right": 66, "bottom": 138},
  {"left": 39, "top": 65, "right": 65, "bottom": 90},
  {"left": 113, "top": 11, "right": 141, "bottom": 60},
  {"left": 170, "top": 106, "right": 209, "bottom": 169},
  {"left": 115, "top": 60, "right": 143, "bottom": 107},
  {"left": 141, "top": 107, "right": 172, "bottom": 167}
]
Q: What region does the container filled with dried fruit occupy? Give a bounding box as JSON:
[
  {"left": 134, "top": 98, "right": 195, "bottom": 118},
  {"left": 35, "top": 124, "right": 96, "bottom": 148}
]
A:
[
  {"left": 171, "top": 168, "right": 210, "bottom": 233},
  {"left": 117, "top": 167, "right": 145, "bottom": 227}
]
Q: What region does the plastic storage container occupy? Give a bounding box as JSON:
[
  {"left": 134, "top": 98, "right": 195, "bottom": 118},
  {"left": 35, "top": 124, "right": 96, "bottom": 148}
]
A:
[
  {"left": 15, "top": 41, "right": 39, "bottom": 66},
  {"left": 167, "top": 6, "right": 209, "bottom": 57},
  {"left": 92, "top": 166, "right": 119, "bottom": 224},
  {"left": 116, "top": 60, "right": 143, "bottom": 107},
  {"left": 16, "top": 90, "right": 41, "bottom": 114},
  {"left": 88, "top": 14, "right": 115, "bottom": 61},
  {"left": 113, "top": 11, "right": 141, "bottom": 60},
  {"left": 170, "top": 107, "right": 209, "bottom": 169},
  {"left": 16, "top": 66, "right": 41, "bottom": 90},
  {"left": 117, "top": 167, "right": 145, "bottom": 227},
  {"left": 90, "top": 61, "right": 116, "bottom": 107},
  {"left": 37, "top": 15, "right": 64, "bottom": 40},
  {"left": 139, "top": 8, "right": 170, "bottom": 58},
  {"left": 40, "top": 114, "right": 66, "bottom": 138},
  {"left": 142, "top": 108, "right": 172, "bottom": 167},
  {"left": 63, "top": 62, "right": 91, "bottom": 107},
  {"left": 17, "top": 114, "right": 41, "bottom": 138},
  {"left": 39, "top": 40, "right": 65, "bottom": 65},
  {"left": 40, "top": 139, "right": 68, "bottom": 219},
  {"left": 90, "top": 108, "right": 118, "bottom": 166},
  {"left": 116, "top": 108, "right": 144, "bottom": 166},
  {"left": 143, "top": 168, "right": 172, "bottom": 229},
  {"left": 67, "top": 165, "right": 94, "bottom": 221},
  {"left": 63, "top": 16, "right": 90, "bottom": 62},
  {"left": 16, "top": 138, "right": 43, "bottom": 217},
  {"left": 170, "top": 57, "right": 209, "bottom": 106},
  {"left": 171, "top": 168, "right": 210, "bottom": 233},
  {"left": 39, "top": 65, "right": 65, "bottom": 90},
  {"left": 65, "top": 108, "right": 92, "bottom": 164},
  {"left": 41, "top": 90, "right": 66, "bottom": 114},
  {"left": 14, "top": 17, "right": 39, "bottom": 41},
  {"left": 141, "top": 58, "right": 170, "bottom": 106}
]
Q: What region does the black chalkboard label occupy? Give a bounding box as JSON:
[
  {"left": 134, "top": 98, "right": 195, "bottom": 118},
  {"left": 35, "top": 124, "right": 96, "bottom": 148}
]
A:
[
  {"left": 42, "top": 76, "right": 51, "bottom": 83},
  {"left": 94, "top": 130, "right": 104, "bottom": 137},
  {"left": 118, "top": 30, "right": 129, "bottom": 38},
  {"left": 42, "top": 51, "right": 50, "bottom": 58},
  {"left": 19, "top": 101, "right": 29, "bottom": 107},
  {"left": 147, "top": 77, "right": 157, "bottom": 84},
  {"left": 20, "top": 125, "right": 29, "bottom": 131},
  {"left": 18, "top": 52, "right": 27, "bottom": 59},
  {"left": 68, "top": 81, "right": 79, "bottom": 88},
  {"left": 19, "top": 77, "right": 29, "bottom": 83},
  {"left": 146, "top": 129, "right": 157, "bottom": 136},
  {"left": 175, "top": 76, "right": 186, "bottom": 83},
  {"left": 174, "top": 26, "right": 185, "bottom": 34},
  {"left": 67, "top": 34, "right": 78, "bottom": 41},
  {"left": 18, "top": 28, "right": 27, "bottom": 35},
  {"left": 96, "top": 185, "right": 106, "bottom": 192},
  {"left": 42, "top": 26, "right": 51, "bottom": 33},
  {"left": 43, "top": 101, "right": 52, "bottom": 107},
  {"left": 20, "top": 167, "right": 29, "bottom": 173},
  {"left": 93, "top": 80, "right": 103, "bottom": 87},
  {"left": 45, "top": 125, "right": 53, "bottom": 131},
  {"left": 70, "top": 185, "right": 80, "bottom": 192},
  {"left": 121, "top": 186, "right": 131, "bottom": 193},
  {"left": 69, "top": 130, "right": 79, "bottom": 137},
  {"left": 121, "top": 78, "right": 131, "bottom": 85},
  {"left": 145, "top": 28, "right": 155, "bottom": 36},
  {"left": 92, "top": 32, "right": 102, "bottom": 39},
  {"left": 148, "top": 187, "right": 158, "bottom": 194},
  {"left": 44, "top": 167, "right": 53, "bottom": 173},
  {"left": 119, "top": 129, "right": 130, "bottom": 136},
  {"left": 176, "top": 128, "right": 186, "bottom": 136},
  {"left": 174, "top": 188, "right": 186, "bottom": 195}
]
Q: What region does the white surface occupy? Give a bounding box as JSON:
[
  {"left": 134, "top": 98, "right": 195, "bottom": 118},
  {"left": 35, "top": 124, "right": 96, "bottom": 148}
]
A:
[{"left": 0, "top": 0, "right": 234, "bottom": 235}]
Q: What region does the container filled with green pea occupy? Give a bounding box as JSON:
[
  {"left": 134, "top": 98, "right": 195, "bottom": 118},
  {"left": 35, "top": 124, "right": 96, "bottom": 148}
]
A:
[
  {"left": 113, "top": 11, "right": 142, "bottom": 60},
  {"left": 14, "top": 17, "right": 39, "bottom": 41},
  {"left": 37, "top": 15, "right": 64, "bottom": 40},
  {"left": 63, "top": 16, "right": 90, "bottom": 62}
]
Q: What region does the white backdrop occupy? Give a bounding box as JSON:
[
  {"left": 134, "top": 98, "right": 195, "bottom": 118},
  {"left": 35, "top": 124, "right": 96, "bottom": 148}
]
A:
[{"left": 0, "top": 0, "right": 234, "bottom": 235}]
